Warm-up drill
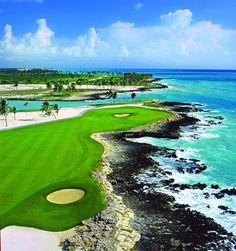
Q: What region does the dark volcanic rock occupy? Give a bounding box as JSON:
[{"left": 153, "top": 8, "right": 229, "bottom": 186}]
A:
[
  {"left": 169, "top": 183, "right": 207, "bottom": 191},
  {"left": 211, "top": 184, "right": 220, "bottom": 189},
  {"left": 100, "top": 101, "right": 235, "bottom": 250},
  {"left": 220, "top": 188, "right": 236, "bottom": 196},
  {"left": 103, "top": 130, "right": 235, "bottom": 250},
  {"left": 192, "top": 183, "right": 207, "bottom": 190},
  {"left": 213, "top": 192, "right": 225, "bottom": 199},
  {"left": 218, "top": 205, "right": 229, "bottom": 211},
  {"left": 213, "top": 188, "right": 236, "bottom": 199}
]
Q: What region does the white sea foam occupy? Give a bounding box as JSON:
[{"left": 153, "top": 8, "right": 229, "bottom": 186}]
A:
[
  {"left": 137, "top": 162, "right": 236, "bottom": 235},
  {"left": 158, "top": 186, "right": 236, "bottom": 235},
  {"left": 175, "top": 148, "right": 198, "bottom": 159},
  {"left": 132, "top": 109, "right": 236, "bottom": 234}
]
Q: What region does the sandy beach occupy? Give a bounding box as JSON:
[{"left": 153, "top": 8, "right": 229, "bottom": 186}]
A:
[
  {"left": 1, "top": 226, "right": 77, "bottom": 251},
  {"left": 0, "top": 106, "right": 92, "bottom": 130},
  {"left": 0, "top": 84, "right": 147, "bottom": 92}
]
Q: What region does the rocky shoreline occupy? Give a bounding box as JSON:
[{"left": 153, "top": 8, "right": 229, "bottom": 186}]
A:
[
  {"left": 66, "top": 134, "right": 140, "bottom": 251},
  {"left": 65, "top": 101, "right": 236, "bottom": 251},
  {"left": 98, "top": 102, "right": 235, "bottom": 250}
]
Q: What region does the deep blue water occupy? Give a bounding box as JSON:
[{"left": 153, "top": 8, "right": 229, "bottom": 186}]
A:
[{"left": 8, "top": 69, "right": 236, "bottom": 233}]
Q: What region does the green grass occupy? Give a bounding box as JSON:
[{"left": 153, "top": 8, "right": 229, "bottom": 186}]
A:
[
  {"left": 0, "top": 89, "right": 50, "bottom": 96},
  {"left": 0, "top": 106, "right": 172, "bottom": 231},
  {"left": 91, "top": 99, "right": 154, "bottom": 106}
]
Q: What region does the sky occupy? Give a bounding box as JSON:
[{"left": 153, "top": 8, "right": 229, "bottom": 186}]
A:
[{"left": 0, "top": 0, "right": 235, "bottom": 69}]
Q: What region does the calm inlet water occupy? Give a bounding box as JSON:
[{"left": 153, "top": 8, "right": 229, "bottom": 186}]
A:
[{"left": 8, "top": 69, "right": 236, "bottom": 233}]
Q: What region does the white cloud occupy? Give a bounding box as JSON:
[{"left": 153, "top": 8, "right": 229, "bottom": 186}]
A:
[
  {"left": 0, "top": 18, "right": 56, "bottom": 61},
  {"left": 63, "top": 27, "right": 110, "bottom": 57},
  {"left": 0, "top": 9, "right": 236, "bottom": 68},
  {"left": 3, "top": 24, "right": 13, "bottom": 48},
  {"left": 35, "top": 18, "right": 54, "bottom": 47},
  {"left": 161, "top": 9, "right": 192, "bottom": 29},
  {"left": 135, "top": 3, "right": 144, "bottom": 10}
]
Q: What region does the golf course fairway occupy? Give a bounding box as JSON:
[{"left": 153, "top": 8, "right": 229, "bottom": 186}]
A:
[{"left": 0, "top": 106, "right": 172, "bottom": 231}]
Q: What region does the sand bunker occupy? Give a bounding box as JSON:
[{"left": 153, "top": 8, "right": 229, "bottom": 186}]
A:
[
  {"left": 47, "top": 189, "right": 85, "bottom": 204},
  {"left": 114, "top": 113, "right": 131, "bottom": 117}
]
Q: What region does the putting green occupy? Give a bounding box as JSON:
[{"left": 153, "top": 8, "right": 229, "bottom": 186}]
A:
[{"left": 0, "top": 106, "right": 172, "bottom": 231}]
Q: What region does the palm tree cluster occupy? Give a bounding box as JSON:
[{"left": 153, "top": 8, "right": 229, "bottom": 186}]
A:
[
  {"left": 67, "top": 83, "right": 76, "bottom": 91},
  {"left": 0, "top": 99, "right": 17, "bottom": 126},
  {"left": 53, "top": 82, "right": 64, "bottom": 92},
  {"left": 50, "top": 82, "right": 76, "bottom": 92},
  {"left": 41, "top": 101, "right": 60, "bottom": 118},
  {"left": 123, "top": 72, "right": 153, "bottom": 85},
  {"left": 106, "top": 90, "right": 118, "bottom": 103}
]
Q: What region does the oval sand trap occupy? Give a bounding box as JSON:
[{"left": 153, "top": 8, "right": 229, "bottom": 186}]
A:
[
  {"left": 114, "top": 113, "right": 131, "bottom": 118},
  {"left": 47, "top": 189, "right": 85, "bottom": 204}
]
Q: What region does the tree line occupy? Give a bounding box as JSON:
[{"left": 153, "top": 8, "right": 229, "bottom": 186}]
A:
[{"left": 0, "top": 98, "right": 60, "bottom": 127}]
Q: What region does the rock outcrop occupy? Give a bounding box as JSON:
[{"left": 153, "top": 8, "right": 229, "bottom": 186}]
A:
[{"left": 67, "top": 134, "right": 140, "bottom": 251}]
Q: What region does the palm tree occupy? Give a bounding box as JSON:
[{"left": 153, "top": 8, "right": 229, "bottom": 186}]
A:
[
  {"left": 112, "top": 91, "right": 117, "bottom": 103},
  {"left": 41, "top": 101, "right": 50, "bottom": 112},
  {"left": 41, "top": 102, "right": 58, "bottom": 119},
  {"left": 58, "top": 83, "right": 64, "bottom": 92},
  {"left": 52, "top": 104, "right": 60, "bottom": 117},
  {"left": 23, "top": 102, "right": 29, "bottom": 115},
  {"left": 70, "top": 83, "right": 76, "bottom": 91},
  {"left": 0, "top": 99, "right": 9, "bottom": 126},
  {"left": 10, "top": 106, "right": 17, "bottom": 120},
  {"left": 53, "top": 83, "right": 64, "bottom": 92},
  {"left": 45, "top": 108, "right": 53, "bottom": 117},
  {"left": 13, "top": 82, "right": 19, "bottom": 90},
  {"left": 107, "top": 90, "right": 117, "bottom": 103},
  {"left": 131, "top": 92, "right": 136, "bottom": 101},
  {"left": 46, "top": 82, "right": 52, "bottom": 89}
]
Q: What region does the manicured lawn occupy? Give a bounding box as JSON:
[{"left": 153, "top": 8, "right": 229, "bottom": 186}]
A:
[
  {"left": 0, "top": 89, "right": 49, "bottom": 96},
  {"left": 0, "top": 106, "right": 172, "bottom": 231}
]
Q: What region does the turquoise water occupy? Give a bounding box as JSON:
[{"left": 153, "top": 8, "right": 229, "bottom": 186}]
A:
[
  {"left": 130, "top": 70, "right": 236, "bottom": 188},
  {"left": 8, "top": 69, "right": 236, "bottom": 188},
  {"left": 126, "top": 69, "right": 236, "bottom": 234},
  {"left": 8, "top": 69, "right": 236, "bottom": 233}
]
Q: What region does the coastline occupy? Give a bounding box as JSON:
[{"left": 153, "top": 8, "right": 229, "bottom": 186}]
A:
[
  {"left": 99, "top": 101, "right": 236, "bottom": 250},
  {"left": 66, "top": 134, "right": 141, "bottom": 250},
  {"left": 1, "top": 99, "right": 235, "bottom": 250},
  {"left": 0, "top": 83, "right": 167, "bottom": 101}
]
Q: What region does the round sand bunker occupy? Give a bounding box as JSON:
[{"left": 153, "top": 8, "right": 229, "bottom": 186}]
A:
[
  {"left": 47, "top": 189, "right": 85, "bottom": 204},
  {"left": 113, "top": 113, "right": 131, "bottom": 118}
]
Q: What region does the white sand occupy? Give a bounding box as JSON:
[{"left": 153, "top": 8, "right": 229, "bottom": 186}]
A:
[
  {"left": 0, "top": 84, "right": 47, "bottom": 91},
  {"left": 113, "top": 113, "right": 131, "bottom": 117},
  {"left": 47, "top": 189, "right": 85, "bottom": 204},
  {"left": 0, "top": 84, "right": 145, "bottom": 91},
  {"left": 0, "top": 106, "right": 92, "bottom": 130},
  {"left": 1, "top": 226, "right": 76, "bottom": 251}
]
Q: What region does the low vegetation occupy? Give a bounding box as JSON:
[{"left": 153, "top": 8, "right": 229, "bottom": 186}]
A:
[
  {"left": 0, "top": 106, "right": 172, "bottom": 231},
  {"left": 0, "top": 68, "right": 156, "bottom": 87}
]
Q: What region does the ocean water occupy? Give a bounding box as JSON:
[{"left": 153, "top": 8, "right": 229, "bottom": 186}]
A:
[
  {"left": 7, "top": 69, "right": 236, "bottom": 233},
  {"left": 125, "top": 69, "right": 236, "bottom": 234}
]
